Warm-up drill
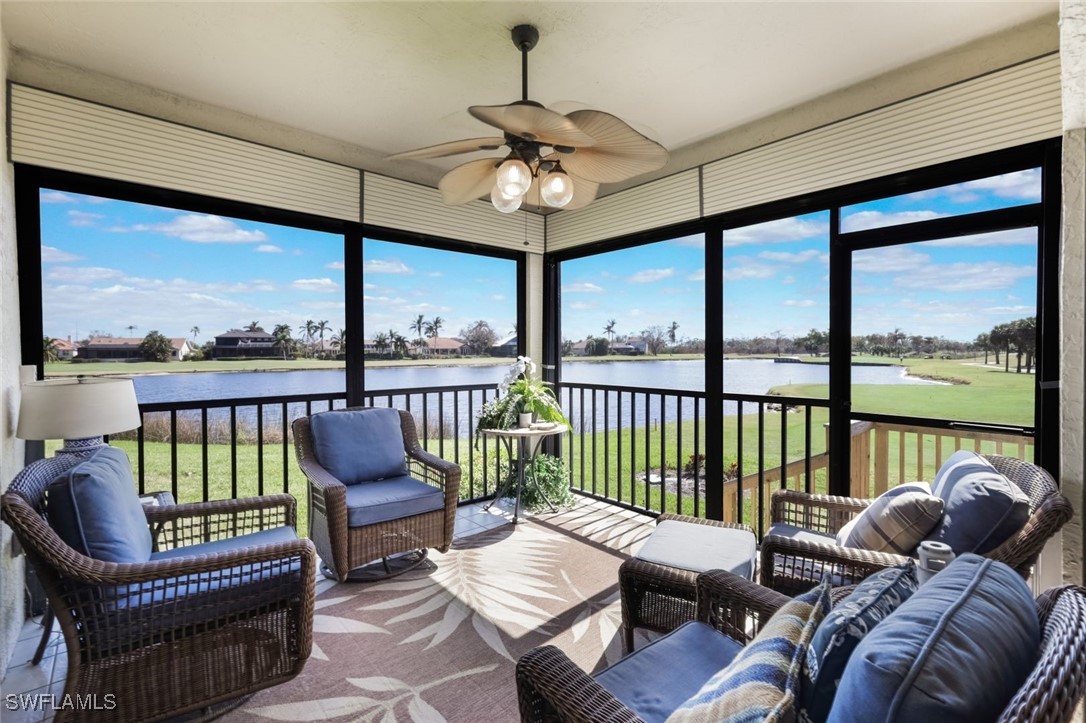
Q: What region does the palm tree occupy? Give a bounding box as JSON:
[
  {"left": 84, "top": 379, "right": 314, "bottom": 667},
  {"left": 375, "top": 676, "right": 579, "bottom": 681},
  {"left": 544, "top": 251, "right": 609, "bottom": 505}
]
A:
[
  {"left": 189, "top": 325, "right": 200, "bottom": 343},
  {"left": 272, "top": 323, "right": 293, "bottom": 360},
  {"left": 424, "top": 316, "right": 444, "bottom": 339},
  {"left": 667, "top": 321, "right": 679, "bottom": 345},
  {"left": 43, "top": 336, "right": 59, "bottom": 363},
  {"left": 974, "top": 332, "right": 991, "bottom": 364},
  {"left": 330, "top": 328, "right": 346, "bottom": 357},
  {"left": 603, "top": 319, "right": 617, "bottom": 354},
  {"left": 391, "top": 332, "right": 410, "bottom": 358},
  {"left": 125, "top": 324, "right": 138, "bottom": 337},
  {"left": 410, "top": 314, "right": 426, "bottom": 350},
  {"left": 298, "top": 320, "right": 315, "bottom": 357},
  {"left": 373, "top": 331, "right": 390, "bottom": 358},
  {"left": 244, "top": 320, "right": 262, "bottom": 332},
  {"left": 315, "top": 320, "right": 330, "bottom": 358}
]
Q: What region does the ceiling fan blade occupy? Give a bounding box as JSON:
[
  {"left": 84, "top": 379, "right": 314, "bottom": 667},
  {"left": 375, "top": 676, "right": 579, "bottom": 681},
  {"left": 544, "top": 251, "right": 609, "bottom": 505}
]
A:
[
  {"left": 388, "top": 137, "right": 506, "bottom": 161},
  {"left": 469, "top": 104, "right": 597, "bottom": 147},
  {"left": 557, "top": 110, "right": 668, "bottom": 183},
  {"left": 438, "top": 158, "right": 500, "bottom": 205}
]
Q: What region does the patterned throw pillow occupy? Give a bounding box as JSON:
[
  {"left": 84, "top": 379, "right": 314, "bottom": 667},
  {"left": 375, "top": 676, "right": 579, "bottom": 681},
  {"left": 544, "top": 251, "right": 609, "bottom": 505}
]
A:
[
  {"left": 666, "top": 579, "right": 832, "bottom": 723},
  {"left": 799, "top": 563, "right": 918, "bottom": 723},
  {"left": 835, "top": 482, "right": 943, "bottom": 555}
]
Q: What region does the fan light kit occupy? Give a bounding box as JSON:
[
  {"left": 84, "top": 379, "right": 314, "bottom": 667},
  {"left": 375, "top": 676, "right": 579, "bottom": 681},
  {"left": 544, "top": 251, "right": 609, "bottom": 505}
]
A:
[{"left": 389, "top": 24, "right": 668, "bottom": 214}]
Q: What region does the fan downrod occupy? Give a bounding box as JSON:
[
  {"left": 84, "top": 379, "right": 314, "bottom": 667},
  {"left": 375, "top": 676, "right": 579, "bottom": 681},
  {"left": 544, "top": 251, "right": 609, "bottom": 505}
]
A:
[{"left": 511, "top": 24, "right": 539, "bottom": 52}]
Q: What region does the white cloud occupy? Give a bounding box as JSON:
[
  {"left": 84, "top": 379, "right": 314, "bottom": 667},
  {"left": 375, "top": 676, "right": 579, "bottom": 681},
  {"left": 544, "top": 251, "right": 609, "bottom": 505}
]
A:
[
  {"left": 687, "top": 268, "right": 706, "bottom": 282},
  {"left": 40, "top": 245, "right": 81, "bottom": 263},
  {"left": 40, "top": 190, "right": 77, "bottom": 204},
  {"left": 326, "top": 261, "right": 345, "bottom": 270},
  {"left": 428, "top": 271, "right": 444, "bottom": 277},
  {"left": 364, "top": 259, "right": 413, "bottom": 275},
  {"left": 725, "top": 217, "right": 828, "bottom": 246},
  {"left": 490, "top": 294, "right": 506, "bottom": 301},
  {"left": 784, "top": 299, "right": 818, "bottom": 308},
  {"left": 256, "top": 244, "right": 284, "bottom": 253},
  {"left": 853, "top": 246, "right": 930, "bottom": 273},
  {"left": 67, "top": 210, "right": 104, "bottom": 227},
  {"left": 724, "top": 261, "right": 776, "bottom": 281},
  {"left": 892, "top": 261, "right": 1035, "bottom": 292},
  {"left": 117, "top": 214, "right": 267, "bottom": 243},
  {"left": 569, "top": 301, "right": 597, "bottom": 310},
  {"left": 627, "top": 268, "right": 674, "bottom": 283},
  {"left": 841, "top": 210, "right": 945, "bottom": 232},
  {"left": 909, "top": 169, "right": 1041, "bottom": 203},
  {"left": 781, "top": 275, "right": 796, "bottom": 284},
  {"left": 291, "top": 278, "right": 339, "bottom": 293},
  {"left": 563, "top": 282, "right": 604, "bottom": 293},
  {"left": 46, "top": 266, "right": 123, "bottom": 284},
  {"left": 925, "top": 228, "right": 1037, "bottom": 247},
  {"left": 757, "top": 249, "right": 824, "bottom": 264}
]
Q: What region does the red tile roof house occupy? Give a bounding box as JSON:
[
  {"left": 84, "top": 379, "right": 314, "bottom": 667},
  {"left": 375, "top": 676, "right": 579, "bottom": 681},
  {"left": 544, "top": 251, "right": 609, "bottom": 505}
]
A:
[{"left": 77, "top": 336, "right": 192, "bottom": 361}]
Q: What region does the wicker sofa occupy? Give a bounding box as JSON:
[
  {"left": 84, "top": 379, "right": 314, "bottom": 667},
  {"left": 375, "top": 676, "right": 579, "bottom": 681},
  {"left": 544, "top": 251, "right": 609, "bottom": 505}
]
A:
[
  {"left": 516, "top": 566, "right": 1086, "bottom": 723},
  {"left": 760, "top": 453, "right": 1073, "bottom": 596},
  {"left": 1, "top": 446, "right": 316, "bottom": 723}
]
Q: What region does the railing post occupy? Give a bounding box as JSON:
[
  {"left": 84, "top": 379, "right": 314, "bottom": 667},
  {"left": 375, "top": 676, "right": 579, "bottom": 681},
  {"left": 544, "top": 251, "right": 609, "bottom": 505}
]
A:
[
  {"left": 849, "top": 421, "right": 872, "bottom": 498},
  {"left": 873, "top": 425, "right": 889, "bottom": 495}
]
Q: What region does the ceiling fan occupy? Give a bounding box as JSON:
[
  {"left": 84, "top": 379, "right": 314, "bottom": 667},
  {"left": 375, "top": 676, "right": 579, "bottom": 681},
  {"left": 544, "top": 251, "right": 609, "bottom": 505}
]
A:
[{"left": 389, "top": 24, "right": 668, "bottom": 213}]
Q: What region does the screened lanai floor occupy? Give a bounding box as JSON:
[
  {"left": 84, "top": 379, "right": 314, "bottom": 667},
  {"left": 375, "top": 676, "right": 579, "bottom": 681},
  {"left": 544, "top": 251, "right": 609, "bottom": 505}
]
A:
[{"left": 1, "top": 496, "right": 657, "bottom": 723}]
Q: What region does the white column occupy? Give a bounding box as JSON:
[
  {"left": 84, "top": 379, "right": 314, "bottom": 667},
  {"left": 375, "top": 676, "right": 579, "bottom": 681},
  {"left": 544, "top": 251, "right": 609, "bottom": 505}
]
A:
[{"left": 524, "top": 252, "right": 544, "bottom": 364}]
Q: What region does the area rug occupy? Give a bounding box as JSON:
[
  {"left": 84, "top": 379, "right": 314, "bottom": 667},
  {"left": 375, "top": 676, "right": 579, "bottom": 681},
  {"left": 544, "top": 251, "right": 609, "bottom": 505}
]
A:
[{"left": 230, "top": 504, "right": 656, "bottom": 723}]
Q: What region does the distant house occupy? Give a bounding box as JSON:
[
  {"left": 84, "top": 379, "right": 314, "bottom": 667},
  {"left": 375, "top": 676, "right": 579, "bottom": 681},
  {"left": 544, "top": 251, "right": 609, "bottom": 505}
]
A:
[
  {"left": 491, "top": 334, "right": 517, "bottom": 357},
  {"left": 427, "top": 337, "right": 467, "bottom": 356},
  {"left": 627, "top": 336, "right": 649, "bottom": 354},
  {"left": 79, "top": 336, "right": 191, "bottom": 361},
  {"left": 213, "top": 329, "right": 278, "bottom": 358},
  {"left": 53, "top": 337, "right": 78, "bottom": 360},
  {"left": 571, "top": 339, "right": 590, "bottom": 357},
  {"left": 611, "top": 341, "right": 637, "bottom": 355}
]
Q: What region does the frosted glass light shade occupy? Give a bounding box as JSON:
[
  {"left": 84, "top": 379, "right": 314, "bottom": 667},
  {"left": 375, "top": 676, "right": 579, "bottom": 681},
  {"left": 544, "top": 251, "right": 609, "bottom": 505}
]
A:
[
  {"left": 17, "top": 377, "right": 141, "bottom": 440},
  {"left": 491, "top": 185, "right": 523, "bottom": 213},
  {"left": 495, "top": 158, "right": 532, "bottom": 197},
  {"left": 540, "top": 169, "right": 574, "bottom": 208}
]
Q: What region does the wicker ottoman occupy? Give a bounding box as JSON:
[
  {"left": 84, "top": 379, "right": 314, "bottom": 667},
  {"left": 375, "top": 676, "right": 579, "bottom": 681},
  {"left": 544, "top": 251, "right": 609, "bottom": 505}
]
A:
[{"left": 619, "top": 513, "right": 757, "bottom": 652}]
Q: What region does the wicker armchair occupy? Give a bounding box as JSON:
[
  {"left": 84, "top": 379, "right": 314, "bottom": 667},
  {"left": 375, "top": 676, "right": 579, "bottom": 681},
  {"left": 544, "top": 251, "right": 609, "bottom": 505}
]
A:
[
  {"left": 760, "top": 454, "right": 1073, "bottom": 596},
  {"left": 516, "top": 570, "right": 1086, "bottom": 723},
  {"left": 1, "top": 481, "right": 316, "bottom": 723},
  {"left": 293, "top": 407, "right": 461, "bottom": 582}
]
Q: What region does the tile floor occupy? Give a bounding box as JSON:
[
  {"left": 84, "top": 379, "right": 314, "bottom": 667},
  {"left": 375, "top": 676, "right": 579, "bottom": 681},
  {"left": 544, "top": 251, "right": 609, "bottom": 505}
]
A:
[{"left": 0, "top": 498, "right": 526, "bottom": 722}]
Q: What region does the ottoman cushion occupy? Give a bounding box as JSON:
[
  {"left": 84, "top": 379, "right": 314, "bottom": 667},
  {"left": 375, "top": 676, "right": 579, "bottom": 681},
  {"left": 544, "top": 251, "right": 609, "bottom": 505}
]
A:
[{"left": 636, "top": 520, "right": 757, "bottom": 579}]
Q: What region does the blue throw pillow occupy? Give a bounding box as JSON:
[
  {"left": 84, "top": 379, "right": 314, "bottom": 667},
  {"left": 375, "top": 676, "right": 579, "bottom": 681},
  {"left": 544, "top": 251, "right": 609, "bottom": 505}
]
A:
[
  {"left": 667, "top": 578, "right": 832, "bottom": 723},
  {"left": 835, "top": 482, "right": 943, "bottom": 555},
  {"left": 800, "top": 563, "right": 918, "bottom": 723},
  {"left": 925, "top": 450, "right": 1029, "bottom": 554},
  {"left": 309, "top": 408, "right": 408, "bottom": 484},
  {"left": 47, "top": 446, "right": 152, "bottom": 563},
  {"left": 827, "top": 554, "right": 1039, "bottom": 723}
]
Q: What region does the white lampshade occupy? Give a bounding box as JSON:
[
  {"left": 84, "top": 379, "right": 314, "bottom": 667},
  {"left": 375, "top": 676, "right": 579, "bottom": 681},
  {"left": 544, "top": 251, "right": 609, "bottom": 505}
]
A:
[
  {"left": 540, "top": 169, "right": 574, "bottom": 208},
  {"left": 490, "top": 185, "right": 523, "bottom": 213},
  {"left": 17, "top": 377, "right": 141, "bottom": 441},
  {"left": 495, "top": 158, "right": 532, "bottom": 198}
]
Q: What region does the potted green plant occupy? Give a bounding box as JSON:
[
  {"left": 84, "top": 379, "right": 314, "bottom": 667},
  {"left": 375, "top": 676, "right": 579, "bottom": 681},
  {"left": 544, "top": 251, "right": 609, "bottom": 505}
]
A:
[{"left": 475, "top": 356, "right": 568, "bottom": 437}]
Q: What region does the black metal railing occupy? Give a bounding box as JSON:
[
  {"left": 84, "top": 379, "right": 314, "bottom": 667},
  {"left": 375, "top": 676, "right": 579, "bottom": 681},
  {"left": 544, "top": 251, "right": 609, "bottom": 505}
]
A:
[
  {"left": 112, "top": 381, "right": 831, "bottom": 536},
  {"left": 557, "top": 382, "right": 831, "bottom": 534}
]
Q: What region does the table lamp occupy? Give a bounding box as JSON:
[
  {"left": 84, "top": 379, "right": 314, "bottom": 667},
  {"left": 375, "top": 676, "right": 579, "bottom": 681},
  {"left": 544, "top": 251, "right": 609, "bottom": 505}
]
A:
[{"left": 15, "top": 376, "right": 142, "bottom": 480}]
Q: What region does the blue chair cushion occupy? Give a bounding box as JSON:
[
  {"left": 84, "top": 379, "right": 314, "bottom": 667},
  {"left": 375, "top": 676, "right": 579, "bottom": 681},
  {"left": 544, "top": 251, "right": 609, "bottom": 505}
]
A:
[
  {"left": 594, "top": 621, "right": 743, "bottom": 723},
  {"left": 309, "top": 408, "right": 407, "bottom": 484},
  {"left": 344, "top": 475, "right": 445, "bottom": 527},
  {"left": 636, "top": 520, "right": 757, "bottom": 579},
  {"left": 827, "top": 554, "right": 1039, "bottom": 723},
  {"left": 925, "top": 450, "right": 1029, "bottom": 554},
  {"left": 766, "top": 523, "right": 838, "bottom": 546},
  {"left": 46, "top": 446, "right": 152, "bottom": 563},
  {"left": 835, "top": 482, "right": 943, "bottom": 555},
  {"left": 92, "top": 525, "right": 303, "bottom": 653},
  {"left": 668, "top": 578, "right": 832, "bottom": 723},
  {"left": 801, "top": 562, "right": 918, "bottom": 723}
]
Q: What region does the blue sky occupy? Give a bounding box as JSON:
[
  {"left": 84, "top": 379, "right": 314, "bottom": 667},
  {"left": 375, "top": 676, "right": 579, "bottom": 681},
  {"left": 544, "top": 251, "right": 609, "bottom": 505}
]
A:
[{"left": 40, "top": 168, "right": 1038, "bottom": 346}]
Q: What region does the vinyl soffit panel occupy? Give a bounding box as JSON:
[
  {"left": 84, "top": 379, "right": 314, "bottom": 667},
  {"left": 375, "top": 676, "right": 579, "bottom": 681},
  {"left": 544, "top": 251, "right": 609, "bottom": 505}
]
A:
[
  {"left": 363, "top": 174, "right": 545, "bottom": 254},
  {"left": 10, "top": 84, "right": 361, "bottom": 221}
]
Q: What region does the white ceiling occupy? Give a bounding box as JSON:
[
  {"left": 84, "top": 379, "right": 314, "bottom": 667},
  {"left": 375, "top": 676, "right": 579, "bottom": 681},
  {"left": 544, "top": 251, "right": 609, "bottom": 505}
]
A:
[{"left": 1, "top": 1, "right": 1058, "bottom": 192}]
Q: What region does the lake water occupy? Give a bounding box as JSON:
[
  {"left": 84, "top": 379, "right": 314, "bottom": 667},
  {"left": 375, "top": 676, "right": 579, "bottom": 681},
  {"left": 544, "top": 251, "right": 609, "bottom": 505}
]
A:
[{"left": 129, "top": 359, "right": 933, "bottom": 434}]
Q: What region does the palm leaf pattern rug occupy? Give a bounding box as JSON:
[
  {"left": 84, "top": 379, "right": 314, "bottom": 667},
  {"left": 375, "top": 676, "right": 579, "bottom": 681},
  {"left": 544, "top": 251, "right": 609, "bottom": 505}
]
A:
[{"left": 232, "top": 503, "right": 655, "bottom": 723}]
